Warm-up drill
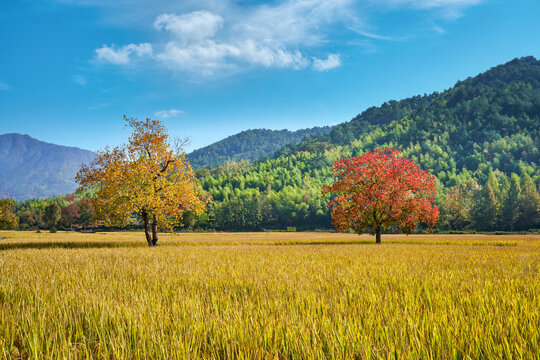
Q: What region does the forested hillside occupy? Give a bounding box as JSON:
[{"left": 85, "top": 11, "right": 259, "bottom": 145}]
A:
[
  {"left": 188, "top": 127, "right": 331, "bottom": 169},
  {"left": 195, "top": 57, "right": 540, "bottom": 231}
]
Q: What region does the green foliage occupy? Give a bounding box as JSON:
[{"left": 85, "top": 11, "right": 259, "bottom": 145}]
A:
[
  {"left": 280, "top": 57, "right": 540, "bottom": 184},
  {"left": 501, "top": 174, "right": 521, "bottom": 231},
  {"left": 517, "top": 173, "right": 540, "bottom": 230},
  {"left": 214, "top": 195, "right": 272, "bottom": 230},
  {"left": 188, "top": 127, "right": 331, "bottom": 169},
  {"left": 44, "top": 203, "right": 61, "bottom": 230},
  {"left": 196, "top": 57, "right": 540, "bottom": 232}
]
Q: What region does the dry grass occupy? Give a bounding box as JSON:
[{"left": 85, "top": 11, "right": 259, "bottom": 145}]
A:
[{"left": 1, "top": 231, "right": 539, "bottom": 359}]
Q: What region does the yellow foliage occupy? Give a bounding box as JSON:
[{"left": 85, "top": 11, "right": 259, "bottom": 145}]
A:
[
  {"left": 76, "top": 117, "right": 209, "bottom": 240},
  {"left": 0, "top": 199, "right": 19, "bottom": 230}
]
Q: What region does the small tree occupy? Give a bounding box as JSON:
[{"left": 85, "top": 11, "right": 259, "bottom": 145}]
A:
[
  {"left": 19, "top": 210, "right": 37, "bottom": 229},
  {"left": 474, "top": 170, "right": 501, "bottom": 231},
  {"left": 76, "top": 116, "right": 209, "bottom": 246},
  {"left": 323, "top": 148, "right": 439, "bottom": 243},
  {"left": 517, "top": 173, "right": 540, "bottom": 231},
  {"left": 61, "top": 203, "right": 80, "bottom": 230},
  {"left": 501, "top": 173, "right": 521, "bottom": 231},
  {"left": 0, "top": 199, "right": 19, "bottom": 230},
  {"left": 43, "top": 203, "right": 61, "bottom": 231},
  {"left": 441, "top": 180, "right": 475, "bottom": 230},
  {"left": 78, "top": 197, "right": 96, "bottom": 229}
]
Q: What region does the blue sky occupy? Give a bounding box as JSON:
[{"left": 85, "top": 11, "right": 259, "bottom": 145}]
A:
[{"left": 1, "top": 0, "right": 539, "bottom": 152}]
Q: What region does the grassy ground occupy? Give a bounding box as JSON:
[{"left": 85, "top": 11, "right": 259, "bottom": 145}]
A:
[{"left": 0, "top": 231, "right": 539, "bottom": 359}]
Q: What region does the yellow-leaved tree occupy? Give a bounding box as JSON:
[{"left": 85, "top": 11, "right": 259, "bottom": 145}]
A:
[{"left": 76, "top": 116, "right": 209, "bottom": 246}]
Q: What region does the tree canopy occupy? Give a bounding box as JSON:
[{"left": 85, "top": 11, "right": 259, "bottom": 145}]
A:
[
  {"left": 0, "top": 199, "right": 18, "bottom": 230},
  {"left": 76, "top": 116, "right": 208, "bottom": 246},
  {"left": 323, "top": 148, "right": 439, "bottom": 243}
]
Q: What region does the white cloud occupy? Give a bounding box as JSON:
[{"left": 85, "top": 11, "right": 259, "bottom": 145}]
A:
[
  {"left": 156, "top": 39, "right": 310, "bottom": 75},
  {"left": 312, "top": 54, "right": 341, "bottom": 71},
  {"left": 95, "top": 43, "right": 153, "bottom": 65},
  {"left": 238, "top": 42, "right": 309, "bottom": 69},
  {"left": 89, "top": 0, "right": 483, "bottom": 75},
  {"left": 0, "top": 81, "right": 10, "bottom": 90},
  {"left": 94, "top": 1, "right": 353, "bottom": 75},
  {"left": 156, "top": 40, "right": 239, "bottom": 75},
  {"left": 152, "top": 1, "right": 351, "bottom": 75},
  {"left": 72, "top": 74, "right": 87, "bottom": 85},
  {"left": 154, "top": 11, "right": 224, "bottom": 43},
  {"left": 154, "top": 109, "right": 184, "bottom": 118},
  {"left": 233, "top": 0, "right": 354, "bottom": 47}
]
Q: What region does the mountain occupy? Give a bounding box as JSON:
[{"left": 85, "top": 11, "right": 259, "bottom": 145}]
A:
[
  {"left": 275, "top": 56, "right": 540, "bottom": 176},
  {"left": 196, "top": 56, "right": 540, "bottom": 231},
  {"left": 187, "top": 127, "right": 331, "bottom": 169},
  {"left": 0, "top": 134, "right": 95, "bottom": 200}
]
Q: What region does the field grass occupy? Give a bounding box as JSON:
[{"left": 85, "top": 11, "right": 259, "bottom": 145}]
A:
[{"left": 0, "top": 231, "right": 539, "bottom": 359}]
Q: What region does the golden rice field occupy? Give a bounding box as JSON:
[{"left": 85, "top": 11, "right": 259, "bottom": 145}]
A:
[{"left": 0, "top": 231, "right": 539, "bottom": 359}]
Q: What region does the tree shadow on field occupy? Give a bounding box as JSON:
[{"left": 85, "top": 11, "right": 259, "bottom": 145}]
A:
[{"left": 0, "top": 241, "right": 145, "bottom": 251}]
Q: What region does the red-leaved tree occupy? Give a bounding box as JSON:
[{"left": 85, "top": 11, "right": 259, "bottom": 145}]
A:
[{"left": 323, "top": 148, "right": 439, "bottom": 243}]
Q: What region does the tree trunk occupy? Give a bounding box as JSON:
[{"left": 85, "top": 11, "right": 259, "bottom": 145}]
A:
[
  {"left": 375, "top": 227, "right": 381, "bottom": 244},
  {"left": 151, "top": 214, "right": 158, "bottom": 246},
  {"left": 142, "top": 210, "right": 152, "bottom": 246}
]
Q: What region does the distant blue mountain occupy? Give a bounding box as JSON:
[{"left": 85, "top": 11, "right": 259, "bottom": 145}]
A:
[{"left": 0, "top": 133, "right": 96, "bottom": 200}]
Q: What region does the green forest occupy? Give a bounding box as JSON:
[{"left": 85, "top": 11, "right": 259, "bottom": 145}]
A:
[
  {"left": 1, "top": 57, "right": 539, "bottom": 233},
  {"left": 187, "top": 126, "right": 331, "bottom": 169}
]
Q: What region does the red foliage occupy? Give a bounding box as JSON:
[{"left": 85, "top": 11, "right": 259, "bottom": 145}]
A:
[
  {"left": 323, "top": 148, "right": 439, "bottom": 242},
  {"left": 62, "top": 204, "right": 80, "bottom": 222}
]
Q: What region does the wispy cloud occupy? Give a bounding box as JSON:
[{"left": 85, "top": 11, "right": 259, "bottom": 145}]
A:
[
  {"left": 312, "top": 54, "right": 341, "bottom": 71},
  {"left": 374, "top": 0, "right": 485, "bottom": 19},
  {"left": 154, "top": 109, "right": 184, "bottom": 118},
  {"left": 95, "top": 43, "right": 152, "bottom": 65},
  {"left": 154, "top": 11, "right": 224, "bottom": 44},
  {"left": 0, "top": 81, "right": 10, "bottom": 91},
  {"left": 380, "top": 0, "right": 483, "bottom": 7},
  {"left": 72, "top": 74, "right": 87, "bottom": 85},
  {"left": 432, "top": 24, "right": 446, "bottom": 34}
]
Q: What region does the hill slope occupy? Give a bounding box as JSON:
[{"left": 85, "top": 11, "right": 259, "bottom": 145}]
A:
[
  {"left": 188, "top": 127, "right": 331, "bottom": 169},
  {"left": 0, "top": 134, "right": 95, "bottom": 200},
  {"left": 278, "top": 56, "right": 540, "bottom": 173},
  {"left": 197, "top": 56, "right": 540, "bottom": 231}
]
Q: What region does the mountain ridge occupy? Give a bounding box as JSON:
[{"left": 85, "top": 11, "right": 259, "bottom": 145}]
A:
[
  {"left": 187, "top": 126, "right": 332, "bottom": 169},
  {"left": 0, "top": 133, "right": 96, "bottom": 200}
]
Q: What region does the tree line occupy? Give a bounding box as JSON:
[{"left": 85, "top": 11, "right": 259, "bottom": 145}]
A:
[{"left": 1, "top": 162, "right": 538, "bottom": 232}]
